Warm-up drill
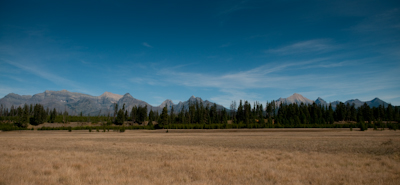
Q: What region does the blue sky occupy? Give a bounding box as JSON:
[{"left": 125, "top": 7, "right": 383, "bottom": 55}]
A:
[{"left": 1, "top": 0, "right": 399, "bottom": 107}]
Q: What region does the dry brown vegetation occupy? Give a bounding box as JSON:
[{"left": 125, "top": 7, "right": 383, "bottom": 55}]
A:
[
  {"left": 27, "top": 122, "right": 106, "bottom": 129},
  {"left": 26, "top": 121, "right": 151, "bottom": 129},
  {"left": 1, "top": 129, "right": 400, "bottom": 185}
]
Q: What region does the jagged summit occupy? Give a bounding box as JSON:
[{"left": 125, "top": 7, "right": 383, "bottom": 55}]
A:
[
  {"left": 159, "top": 99, "right": 174, "bottom": 108},
  {"left": 288, "top": 93, "right": 306, "bottom": 99},
  {"left": 366, "top": 97, "right": 388, "bottom": 107},
  {"left": 4, "top": 93, "right": 31, "bottom": 99},
  {"left": 371, "top": 97, "right": 381, "bottom": 101},
  {"left": 0, "top": 90, "right": 393, "bottom": 115},
  {"left": 188, "top": 95, "right": 202, "bottom": 102},
  {"left": 315, "top": 97, "right": 327, "bottom": 105},
  {"left": 345, "top": 99, "right": 363, "bottom": 107},
  {"left": 123, "top": 93, "right": 133, "bottom": 97},
  {"left": 172, "top": 96, "right": 225, "bottom": 112},
  {"left": 277, "top": 93, "right": 314, "bottom": 105}
]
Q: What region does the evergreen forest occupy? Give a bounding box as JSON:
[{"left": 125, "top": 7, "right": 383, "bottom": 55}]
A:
[{"left": 0, "top": 100, "right": 399, "bottom": 131}]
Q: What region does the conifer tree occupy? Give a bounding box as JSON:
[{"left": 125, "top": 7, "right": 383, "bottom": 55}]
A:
[
  {"left": 170, "top": 106, "right": 175, "bottom": 124},
  {"left": 328, "top": 104, "right": 334, "bottom": 124},
  {"left": 114, "top": 103, "right": 118, "bottom": 122},
  {"left": 124, "top": 110, "right": 128, "bottom": 121},
  {"left": 115, "top": 103, "right": 125, "bottom": 125},
  {"left": 22, "top": 104, "right": 29, "bottom": 124},
  {"left": 237, "top": 100, "right": 243, "bottom": 123},
  {"left": 131, "top": 106, "right": 137, "bottom": 123},
  {"left": 30, "top": 104, "right": 47, "bottom": 126},
  {"left": 230, "top": 100, "right": 237, "bottom": 121},
  {"left": 148, "top": 109, "right": 154, "bottom": 126},
  {"left": 160, "top": 106, "right": 168, "bottom": 126}
]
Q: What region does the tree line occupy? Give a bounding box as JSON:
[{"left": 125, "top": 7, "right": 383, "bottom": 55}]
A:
[
  {"left": 273, "top": 101, "right": 399, "bottom": 130},
  {"left": 1, "top": 100, "right": 399, "bottom": 131}
]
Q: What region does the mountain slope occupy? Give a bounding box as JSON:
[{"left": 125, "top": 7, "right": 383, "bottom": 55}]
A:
[
  {"left": 172, "top": 96, "right": 225, "bottom": 112},
  {"left": 276, "top": 93, "right": 314, "bottom": 105},
  {"left": 158, "top": 99, "right": 174, "bottom": 109},
  {"left": 314, "top": 97, "right": 389, "bottom": 108},
  {"left": 99, "top": 92, "right": 123, "bottom": 103},
  {"left": 0, "top": 91, "right": 392, "bottom": 115},
  {"left": 0, "top": 91, "right": 226, "bottom": 115},
  {"left": 0, "top": 90, "right": 119, "bottom": 115},
  {"left": 366, "top": 98, "right": 388, "bottom": 108},
  {"left": 276, "top": 94, "right": 391, "bottom": 109},
  {"left": 314, "top": 97, "right": 327, "bottom": 106},
  {"left": 117, "top": 93, "right": 152, "bottom": 112}
]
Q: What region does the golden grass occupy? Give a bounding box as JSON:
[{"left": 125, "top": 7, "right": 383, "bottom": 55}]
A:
[{"left": 0, "top": 129, "right": 399, "bottom": 185}]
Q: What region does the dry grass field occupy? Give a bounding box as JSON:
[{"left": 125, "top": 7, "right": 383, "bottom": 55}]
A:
[{"left": 0, "top": 129, "right": 399, "bottom": 185}]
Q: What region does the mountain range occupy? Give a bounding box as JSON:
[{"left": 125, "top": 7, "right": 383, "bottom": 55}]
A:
[
  {"left": 0, "top": 90, "right": 225, "bottom": 115},
  {"left": 0, "top": 90, "right": 392, "bottom": 115},
  {"left": 275, "top": 93, "right": 389, "bottom": 108}
]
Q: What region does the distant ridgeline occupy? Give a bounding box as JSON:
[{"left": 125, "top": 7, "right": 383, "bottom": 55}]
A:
[
  {"left": 0, "top": 91, "right": 399, "bottom": 131},
  {"left": 0, "top": 90, "right": 225, "bottom": 116}
]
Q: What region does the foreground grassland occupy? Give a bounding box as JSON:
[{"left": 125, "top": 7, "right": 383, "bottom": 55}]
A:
[{"left": 0, "top": 129, "right": 399, "bottom": 185}]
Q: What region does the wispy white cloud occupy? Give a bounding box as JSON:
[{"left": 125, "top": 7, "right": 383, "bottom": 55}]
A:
[
  {"left": 153, "top": 58, "right": 330, "bottom": 90},
  {"left": 266, "top": 39, "right": 336, "bottom": 55},
  {"left": 142, "top": 42, "right": 153, "bottom": 48},
  {"left": 297, "top": 59, "right": 361, "bottom": 70},
  {"left": 0, "top": 74, "right": 25, "bottom": 82},
  {"left": 129, "top": 77, "right": 159, "bottom": 86},
  {"left": 132, "top": 56, "right": 399, "bottom": 107},
  {"left": 163, "top": 63, "right": 197, "bottom": 70},
  {"left": 2, "top": 59, "right": 82, "bottom": 89}
]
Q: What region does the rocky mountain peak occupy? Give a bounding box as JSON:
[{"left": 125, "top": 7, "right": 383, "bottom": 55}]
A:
[
  {"left": 289, "top": 93, "right": 305, "bottom": 99},
  {"left": 371, "top": 97, "right": 381, "bottom": 102},
  {"left": 159, "top": 99, "right": 174, "bottom": 108},
  {"left": 188, "top": 96, "right": 203, "bottom": 103},
  {"left": 286, "top": 93, "right": 313, "bottom": 104},
  {"left": 99, "top": 92, "right": 123, "bottom": 100},
  {"left": 315, "top": 97, "right": 327, "bottom": 105},
  {"left": 122, "top": 93, "right": 133, "bottom": 98}
]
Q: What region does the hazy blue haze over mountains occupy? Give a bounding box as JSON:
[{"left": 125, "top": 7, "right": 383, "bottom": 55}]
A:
[{"left": 0, "top": 90, "right": 391, "bottom": 115}]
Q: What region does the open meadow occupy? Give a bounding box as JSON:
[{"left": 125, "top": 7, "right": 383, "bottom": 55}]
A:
[{"left": 1, "top": 129, "right": 399, "bottom": 185}]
